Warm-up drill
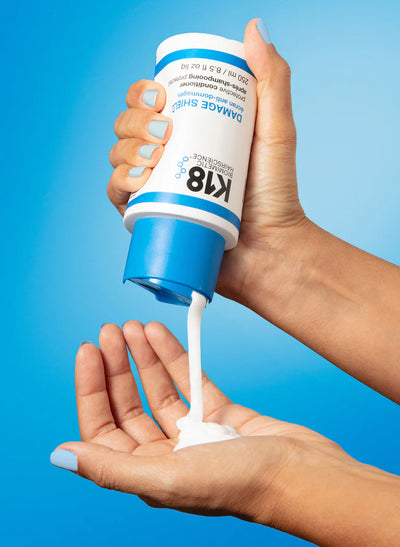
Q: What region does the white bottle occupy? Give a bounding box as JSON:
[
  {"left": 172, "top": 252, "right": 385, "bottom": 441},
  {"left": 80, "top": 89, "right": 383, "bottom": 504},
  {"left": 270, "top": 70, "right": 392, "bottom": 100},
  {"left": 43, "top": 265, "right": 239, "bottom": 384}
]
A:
[{"left": 123, "top": 32, "right": 257, "bottom": 305}]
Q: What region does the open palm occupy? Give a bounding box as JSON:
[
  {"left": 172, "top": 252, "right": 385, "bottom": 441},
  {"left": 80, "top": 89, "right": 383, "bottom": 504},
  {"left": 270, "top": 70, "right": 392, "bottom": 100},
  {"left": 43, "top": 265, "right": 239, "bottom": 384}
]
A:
[{"left": 65, "top": 321, "right": 353, "bottom": 520}]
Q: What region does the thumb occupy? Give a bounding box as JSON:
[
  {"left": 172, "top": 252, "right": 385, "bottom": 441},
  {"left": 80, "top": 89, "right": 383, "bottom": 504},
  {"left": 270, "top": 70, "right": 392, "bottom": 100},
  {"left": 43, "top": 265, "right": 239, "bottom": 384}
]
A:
[
  {"left": 50, "top": 441, "right": 176, "bottom": 500},
  {"left": 244, "top": 18, "right": 296, "bottom": 142}
]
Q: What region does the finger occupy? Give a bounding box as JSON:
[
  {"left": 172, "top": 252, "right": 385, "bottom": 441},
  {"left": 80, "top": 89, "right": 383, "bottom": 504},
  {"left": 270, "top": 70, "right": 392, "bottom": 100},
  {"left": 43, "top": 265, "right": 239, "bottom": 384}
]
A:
[
  {"left": 114, "top": 108, "right": 172, "bottom": 143},
  {"left": 75, "top": 343, "right": 138, "bottom": 452},
  {"left": 126, "top": 79, "right": 166, "bottom": 111},
  {"left": 123, "top": 321, "right": 188, "bottom": 438},
  {"left": 107, "top": 163, "right": 152, "bottom": 215},
  {"left": 244, "top": 18, "right": 296, "bottom": 144},
  {"left": 143, "top": 322, "right": 231, "bottom": 418},
  {"left": 142, "top": 323, "right": 266, "bottom": 434},
  {"left": 109, "top": 138, "right": 163, "bottom": 168},
  {"left": 99, "top": 324, "right": 166, "bottom": 444},
  {"left": 50, "top": 442, "right": 179, "bottom": 505}
]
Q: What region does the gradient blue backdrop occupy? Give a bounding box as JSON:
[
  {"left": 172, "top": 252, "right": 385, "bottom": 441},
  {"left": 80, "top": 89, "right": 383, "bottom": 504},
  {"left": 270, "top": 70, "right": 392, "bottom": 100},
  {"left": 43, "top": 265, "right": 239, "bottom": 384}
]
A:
[{"left": 2, "top": 0, "right": 399, "bottom": 545}]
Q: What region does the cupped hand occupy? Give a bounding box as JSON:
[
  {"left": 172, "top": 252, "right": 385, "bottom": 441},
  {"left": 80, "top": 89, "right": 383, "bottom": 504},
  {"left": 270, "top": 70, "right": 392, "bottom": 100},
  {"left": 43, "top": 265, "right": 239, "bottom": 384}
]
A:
[
  {"left": 52, "top": 322, "right": 354, "bottom": 524},
  {"left": 107, "top": 18, "right": 308, "bottom": 301}
]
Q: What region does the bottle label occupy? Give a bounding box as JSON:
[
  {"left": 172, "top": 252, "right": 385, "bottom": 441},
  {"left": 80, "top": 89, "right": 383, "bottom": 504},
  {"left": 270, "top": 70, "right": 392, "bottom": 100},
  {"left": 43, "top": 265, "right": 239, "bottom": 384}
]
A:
[{"left": 126, "top": 45, "right": 257, "bottom": 234}]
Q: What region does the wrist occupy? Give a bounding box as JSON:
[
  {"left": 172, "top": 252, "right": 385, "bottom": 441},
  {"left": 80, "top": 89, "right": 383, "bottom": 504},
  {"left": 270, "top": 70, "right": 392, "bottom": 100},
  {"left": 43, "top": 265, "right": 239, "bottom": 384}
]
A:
[
  {"left": 220, "top": 217, "right": 319, "bottom": 314},
  {"left": 259, "top": 444, "right": 400, "bottom": 545},
  {"left": 261, "top": 445, "right": 351, "bottom": 541}
]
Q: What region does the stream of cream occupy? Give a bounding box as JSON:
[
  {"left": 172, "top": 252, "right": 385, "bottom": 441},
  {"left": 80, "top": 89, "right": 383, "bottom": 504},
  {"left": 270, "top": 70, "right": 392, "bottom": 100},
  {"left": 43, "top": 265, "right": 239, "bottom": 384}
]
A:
[{"left": 174, "top": 291, "right": 240, "bottom": 451}]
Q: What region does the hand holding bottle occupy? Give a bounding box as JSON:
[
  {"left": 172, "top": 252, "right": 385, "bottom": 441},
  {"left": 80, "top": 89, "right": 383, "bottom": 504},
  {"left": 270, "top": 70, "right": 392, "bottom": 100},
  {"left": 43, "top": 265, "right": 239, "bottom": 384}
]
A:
[
  {"left": 107, "top": 17, "right": 305, "bottom": 299},
  {"left": 107, "top": 17, "right": 400, "bottom": 401}
]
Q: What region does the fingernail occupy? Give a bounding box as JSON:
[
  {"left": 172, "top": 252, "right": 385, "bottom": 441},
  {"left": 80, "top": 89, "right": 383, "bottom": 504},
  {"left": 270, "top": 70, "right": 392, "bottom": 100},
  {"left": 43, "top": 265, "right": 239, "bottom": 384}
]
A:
[
  {"left": 101, "top": 323, "right": 111, "bottom": 329},
  {"left": 142, "top": 89, "right": 159, "bottom": 107},
  {"left": 148, "top": 120, "right": 169, "bottom": 139},
  {"left": 80, "top": 340, "right": 92, "bottom": 347},
  {"left": 50, "top": 449, "right": 78, "bottom": 472},
  {"left": 139, "top": 144, "right": 159, "bottom": 159},
  {"left": 129, "top": 166, "right": 147, "bottom": 177},
  {"left": 256, "top": 18, "right": 271, "bottom": 44}
]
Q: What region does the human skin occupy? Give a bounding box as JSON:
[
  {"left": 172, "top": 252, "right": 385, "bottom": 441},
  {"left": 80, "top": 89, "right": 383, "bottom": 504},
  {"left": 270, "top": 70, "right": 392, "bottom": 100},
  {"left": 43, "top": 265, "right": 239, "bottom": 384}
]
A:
[
  {"left": 50, "top": 16, "right": 400, "bottom": 545},
  {"left": 52, "top": 322, "right": 400, "bottom": 546},
  {"left": 107, "top": 18, "right": 400, "bottom": 402}
]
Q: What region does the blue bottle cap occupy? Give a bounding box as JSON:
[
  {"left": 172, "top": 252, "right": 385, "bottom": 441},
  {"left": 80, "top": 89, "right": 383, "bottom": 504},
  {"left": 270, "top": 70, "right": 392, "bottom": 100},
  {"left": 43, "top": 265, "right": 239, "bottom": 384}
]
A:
[{"left": 123, "top": 217, "right": 225, "bottom": 306}]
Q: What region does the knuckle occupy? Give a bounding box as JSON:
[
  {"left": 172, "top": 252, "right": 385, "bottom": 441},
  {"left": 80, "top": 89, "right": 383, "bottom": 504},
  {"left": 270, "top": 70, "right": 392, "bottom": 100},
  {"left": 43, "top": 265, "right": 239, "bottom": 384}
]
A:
[
  {"left": 154, "top": 393, "right": 181, "bottom": 414},
  {"left": 113, "top": 163, "right": 127, "bottom": 180},
  {"left": 94, "top": 459, "right": 116, "bottom": 490},
  {"left": 106, "top": 180, "right": 113, "bottom": 201},
  {"left": 114, "top": 109, "right": 138, "bottom": 138},
  {"left": 277, "top": 57, "right": 291, "bottom": 78},
  {"left": 326, "top": 439, "right": 344, "bottom": 453},
  {"left": 110, "top": 140, "right": 134, "bottom": 167},
  {"left": 108, "top": 167, "right": 121, "bottom": 191},
  {"left": 127, "top": 140, "right": 140, "bottom": 164},
  {"left": 286, "top": 124, "right": 297, "bottom": 145},
  {"left": 281, "top": 127, "right": 297, "bottom": 149},
  {"left": 275, "top": 134, "right": 297, "bottom": 152},
  {"left": 126, "top": 85, "right": 134, "bottom": 106},
  {"left": 113, "top": 111, "right": 123, "bottom": 136},
  {"left": 106, "top": 178, "right": 126, "bottom": 215},
  {"left": 266, "top": 119, "right": 297, "bottom": 150},
  {"left": 126, "top": 109, "right": 138, "bottom": 130},
  {"left": 108, "top": 143, "right": 118, "bottom": 167}
]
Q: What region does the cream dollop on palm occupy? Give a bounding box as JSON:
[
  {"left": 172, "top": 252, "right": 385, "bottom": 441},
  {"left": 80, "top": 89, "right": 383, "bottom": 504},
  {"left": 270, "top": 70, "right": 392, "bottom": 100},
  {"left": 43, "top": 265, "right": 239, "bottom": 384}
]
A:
[
  {"left": 57, "top": 322, "right": 354, "bottom": 521},
  {"left": 174, "top": 290, "right": 240, "bottom": 451}
]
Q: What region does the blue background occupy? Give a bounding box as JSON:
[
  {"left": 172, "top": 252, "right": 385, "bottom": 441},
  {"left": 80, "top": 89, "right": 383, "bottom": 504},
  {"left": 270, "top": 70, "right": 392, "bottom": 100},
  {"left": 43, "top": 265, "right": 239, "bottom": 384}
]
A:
[{"left": 2, "top": 0, "right": 399, "bottom": 545}]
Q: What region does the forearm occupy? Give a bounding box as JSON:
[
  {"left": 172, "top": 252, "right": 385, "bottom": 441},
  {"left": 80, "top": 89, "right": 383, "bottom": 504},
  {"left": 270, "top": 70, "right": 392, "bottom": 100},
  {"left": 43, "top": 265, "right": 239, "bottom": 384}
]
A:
[
  {"left": 234, "top": 220, "right": 400, "bottom": 402},
  {"left": 267, "top": 451, "right": 400, "bottom": 546}
]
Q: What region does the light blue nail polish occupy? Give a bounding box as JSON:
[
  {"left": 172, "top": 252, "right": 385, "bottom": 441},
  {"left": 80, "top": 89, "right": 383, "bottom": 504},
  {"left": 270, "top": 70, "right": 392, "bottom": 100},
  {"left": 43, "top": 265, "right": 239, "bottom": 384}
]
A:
[
  {"left": 142, "top": 89, "right": 159, "bottom": 107},
  {"left": 50, "top": 449, "right": 78, "bottom": 472},
  {"left": 129, "top": 166, "right": 147, "bottom": 177},
  {"left": 80, "top": 340, "right": 92, "bottom": 347},
  {"left": 148, "top": 120, "right": 169, "bottom": 139},
  {"left": 256, "top": 18, "right": 271, "bottom": 44},
  {"left": 139, "top": 144, "right": 159, "bottom": 159}
]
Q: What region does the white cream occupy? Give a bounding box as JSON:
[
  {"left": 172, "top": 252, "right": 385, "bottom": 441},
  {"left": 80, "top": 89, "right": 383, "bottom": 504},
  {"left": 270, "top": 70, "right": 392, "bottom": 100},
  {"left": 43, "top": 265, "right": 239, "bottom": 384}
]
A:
[
  {"left": 174, "top": 291, "right": 240, "bottom": 451},
  {"left": 175, "top": 416, "right": 240, "bottom": 451}
]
